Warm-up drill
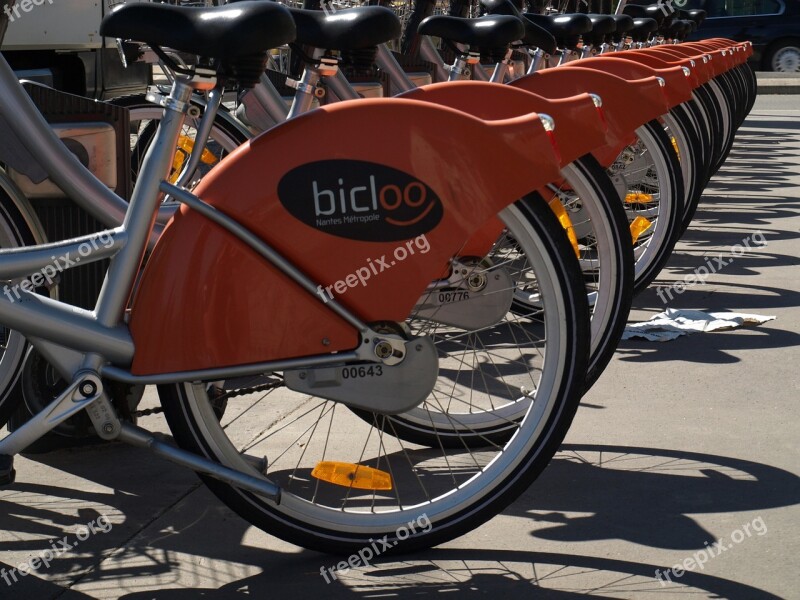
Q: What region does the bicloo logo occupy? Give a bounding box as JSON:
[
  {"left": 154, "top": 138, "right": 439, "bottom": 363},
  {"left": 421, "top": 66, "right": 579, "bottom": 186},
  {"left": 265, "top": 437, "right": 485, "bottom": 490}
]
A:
[{"left": 278, "top": 160, "right": 443, "bottom": 241}]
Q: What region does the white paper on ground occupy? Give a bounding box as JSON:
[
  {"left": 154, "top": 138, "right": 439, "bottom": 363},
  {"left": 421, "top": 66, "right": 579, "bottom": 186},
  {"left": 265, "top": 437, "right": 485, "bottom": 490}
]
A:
[{"left": 622, "top": 309, "right": 776, "bottom": 342}]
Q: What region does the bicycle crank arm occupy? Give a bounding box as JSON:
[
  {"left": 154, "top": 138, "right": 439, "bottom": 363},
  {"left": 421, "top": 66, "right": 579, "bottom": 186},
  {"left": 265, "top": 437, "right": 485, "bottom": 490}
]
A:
[
  {"left": 0, "top": 373, "right": 103, "bottom": 457},
  {"left": 117, "top": 423, "right": 281, "bottom": 503}
]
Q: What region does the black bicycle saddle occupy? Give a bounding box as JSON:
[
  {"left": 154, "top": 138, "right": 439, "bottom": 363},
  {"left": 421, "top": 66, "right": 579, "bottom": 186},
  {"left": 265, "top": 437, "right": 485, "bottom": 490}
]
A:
[
  {"left": 629, "top": 17, "right": 659, "bottom": 43},
  {"left": 623, "top": 4, "right": 667, "bottom": 26},
  {"left": 288, "top": 6, "right": 401, "bottom": 51},
  {"left": 481, "top": 0, "right": 557, "bottom": 54},
  {"left": 610, "top": 14, "right": 635, "bottom": 43},
  {"left": 418, "top": 14, "right": 525, "bottom": 48},
  {"left": 100, "top": 1, "right": 296, "bottom": 60},
  {"left": 583, "top": 14, "right": 616, "bottom": 46}
]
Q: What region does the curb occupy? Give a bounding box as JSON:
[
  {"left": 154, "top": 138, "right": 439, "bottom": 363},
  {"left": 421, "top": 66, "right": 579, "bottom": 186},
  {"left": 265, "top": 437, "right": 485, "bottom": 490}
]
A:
[{"left": 755, "top": 72, "right": 800, "bottom": 95}]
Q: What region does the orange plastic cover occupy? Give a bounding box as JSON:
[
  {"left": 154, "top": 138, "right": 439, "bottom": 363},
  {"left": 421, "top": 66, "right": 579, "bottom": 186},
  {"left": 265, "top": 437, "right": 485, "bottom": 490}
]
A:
[
  {"left": 399, "top": 81, "right": 608, "bottom": 166},
  {"left": 128, "top": 98, "right": 561, "bottom": 374},
  {"left": 565, "top": 55, "right": 692, "bottom": 109},
  {"left": 635, "top": 47, "right": 711, "bottom": 86},
  {"left": 510, "top": 68, "right": 667, "bottom": 168}
]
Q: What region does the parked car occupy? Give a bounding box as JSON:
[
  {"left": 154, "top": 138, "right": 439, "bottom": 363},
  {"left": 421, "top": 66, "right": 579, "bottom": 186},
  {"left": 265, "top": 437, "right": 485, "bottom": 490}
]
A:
[{"left": 683, "top": 0, "right": 800, "bottom": 72}]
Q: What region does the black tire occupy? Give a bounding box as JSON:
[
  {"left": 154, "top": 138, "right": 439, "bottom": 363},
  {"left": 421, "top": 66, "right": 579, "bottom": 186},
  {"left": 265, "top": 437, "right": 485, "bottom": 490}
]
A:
[
  {"left": 158, "top": 199, "right": 591, "bottom": 554},
  {"left": 532, "top": 156, "right": 634, "bottom": 390},
  {"left": 610, "top": 120, "right": 684, "bottom": 296},
  {"left": 665, "top": 105, "right": 710, "bottom": 234},
  {"left": 0, "top": 182, "right": 43, "bottom": 428}
]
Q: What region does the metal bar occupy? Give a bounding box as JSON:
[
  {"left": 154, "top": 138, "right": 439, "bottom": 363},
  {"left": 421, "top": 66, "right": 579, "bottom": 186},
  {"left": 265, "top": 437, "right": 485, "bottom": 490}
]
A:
[
  {"left": 174, "top": 86, "right": 224, "bottom": 189},
  {"left": 100, "top": 350, "right": 362, "bottom": 384},
  {"left": 251, "top": 72, "right": 290, "bottom": 123},
  {"left": 326, "top": 69, "right": 362, "bottom": 101},
  {"left": 118, "top": 423, "right": 281, "bottom": 503},
  {"left": 527, "top": 49, "right": 546, "bottom": 74},
  {"left": 419, "top": 36, "right": 449, "bottom": 82},
  {"left": 375, "top": 43, "right": 415, "bottom": 93},
  {"left": 94, "top": 80, "right": 194, "bottom": 328},
  {"left": 0, "top": 228, "right": 126, "bottom": 280},
  {"left": 160, "top": 182, "right": 372, "bottom": 334},
  {"left": 0, "top": 374, "right": 102, "bottom": 456},
  {"left": 489, "top": 62, "right": 508, "bottom": 83},
  {"left": 0, "top": 290, "right": 133, "bottom": 364},
  {"left": 287, "top": 62, "right": 322, "bottom": 120}
]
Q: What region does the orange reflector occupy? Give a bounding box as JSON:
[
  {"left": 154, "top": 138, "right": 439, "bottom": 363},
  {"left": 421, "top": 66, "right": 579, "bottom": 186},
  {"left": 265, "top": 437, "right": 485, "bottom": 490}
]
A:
[
  {"left": 547, "top": 198, "right": 580, "bottom": 259},
  {"left": 671, "top": 136, "right": 681, "bottom": 161},
  {"left": 177, "top": 135, "right": 218, "bottom": 166},
  {"left": 169, "top": 136, "right": 219, "bottom": 183},
  {"left": 311, "top": 462, "right": 392, "bottom": 490},
  {"left": 630, "top": 216, "right": 653, "bottom": 244},
  {"left": 625, "top": 192, "right": 654, "bottom": 204}
]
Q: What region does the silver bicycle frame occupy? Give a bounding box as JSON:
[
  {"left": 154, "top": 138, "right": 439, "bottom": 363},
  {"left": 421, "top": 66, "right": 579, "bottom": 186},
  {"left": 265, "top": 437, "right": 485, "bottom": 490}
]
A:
[
  {"left": 0, "top": 60, "right": 177, "bottom": 241},
  {"left": 0, "top": 45, "right": 397, "bottom": 473}
]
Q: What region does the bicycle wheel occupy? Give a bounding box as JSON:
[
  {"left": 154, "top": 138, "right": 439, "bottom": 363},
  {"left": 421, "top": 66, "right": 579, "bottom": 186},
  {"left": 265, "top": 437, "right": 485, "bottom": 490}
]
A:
[
  {"left": 111, "top": 93, "right": 248, "bottom": 190},
  {"left": 352, "top": 162, "right": 628, "bottom": 442},
  {"left": 523, "top": 156, "right": 634, "bottom": 390},
  {"left": 608, "top": 120, "right": 684, "bottom": 295},
  {"left": 371, "top": 192, "right": 609, "bottom": 446},
  {"left": 0, "top": 177, "right": 45, "bottom": 427},
  {"left": 159, "top": 198, "right": 590, "bottom": 554},
  {"left": 662, "top": 106, "right": 708, "bottom": 234}
]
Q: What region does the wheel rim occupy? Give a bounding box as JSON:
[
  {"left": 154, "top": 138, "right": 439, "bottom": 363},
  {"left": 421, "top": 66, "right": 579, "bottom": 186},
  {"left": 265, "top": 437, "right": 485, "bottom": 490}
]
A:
[
  {"left": 772, "top": 46, "right": 800, "bottom": 72},
  {"left": 0, "top": 198, "right": 34, "bottom": 401},
  {"left": 125, "top": 104, "right": 243, "bottom": 195},
  {"left": 609, "top": 125, "right": 676, "bottom": 282}
]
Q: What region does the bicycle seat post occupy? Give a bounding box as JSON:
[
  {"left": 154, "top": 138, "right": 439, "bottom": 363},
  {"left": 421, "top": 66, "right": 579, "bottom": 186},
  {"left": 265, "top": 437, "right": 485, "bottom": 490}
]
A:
[
  {"left": 287, "top": 48, "right": 338, "bottom": 120},
  {"left": 94, "top": 67, "right": 216, "bottom": 329},
  {"left": 448, "top": 46, "right": 481, "bottom": 82},
  {"left": 527, "top": 46, "right": 549, "bottom": 74},
  {"left": 489, "top": 47, "right": 516, "bottom": 83}
]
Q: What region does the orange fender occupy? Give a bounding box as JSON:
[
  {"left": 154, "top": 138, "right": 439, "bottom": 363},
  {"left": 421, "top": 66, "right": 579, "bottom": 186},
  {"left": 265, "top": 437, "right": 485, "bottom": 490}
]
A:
[
  {"left": 510, "top": 68, "right": 667, "bottom": 168},
  {"left": 398, "top": 80, "right": 608, "bottom": 166},
  {"left": 396, "top": 81, "right": 609, "bottom": 257},
  {"left": 692, "top": 39, "right": 750, "bottom": 62},
  {"left": 651, "top": 45, "right": 721, "bottom": 78},
  {"left": 634, "top": 47, "right": 712, "bottom": 86},
  {"left": 679, "top": 45, "right": 733, "bottom": 76},
  {"left": 567, "top": 55, "right": 692, "bottom": 108},
  {"left": 129, "top": 98, "right": 560, "bottom": 374}
]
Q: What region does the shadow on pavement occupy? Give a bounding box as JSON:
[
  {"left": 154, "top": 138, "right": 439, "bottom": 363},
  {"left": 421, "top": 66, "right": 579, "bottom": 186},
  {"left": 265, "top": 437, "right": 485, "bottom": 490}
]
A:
[{"left": 0, "top": 443, "right": 795, "bottom": 599}]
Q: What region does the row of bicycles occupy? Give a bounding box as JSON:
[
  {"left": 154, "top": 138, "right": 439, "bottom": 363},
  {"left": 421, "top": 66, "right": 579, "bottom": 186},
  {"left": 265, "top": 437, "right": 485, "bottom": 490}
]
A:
[{"left": 0, "top": 0, "right": 755, "bottom": 555}]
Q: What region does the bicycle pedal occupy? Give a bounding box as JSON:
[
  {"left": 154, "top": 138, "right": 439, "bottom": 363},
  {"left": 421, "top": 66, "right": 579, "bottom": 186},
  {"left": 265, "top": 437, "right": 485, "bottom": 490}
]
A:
[{"left": 0, "top": 454, "right": 16, "bottom": 487}]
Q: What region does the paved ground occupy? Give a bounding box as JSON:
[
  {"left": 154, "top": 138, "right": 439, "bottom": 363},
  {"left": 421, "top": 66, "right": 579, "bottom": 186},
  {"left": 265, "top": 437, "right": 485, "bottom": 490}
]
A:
[{"left": 0, "top": 95, "right": 798, "bottom": 600}]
